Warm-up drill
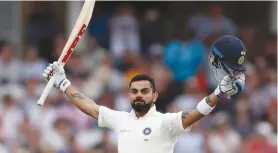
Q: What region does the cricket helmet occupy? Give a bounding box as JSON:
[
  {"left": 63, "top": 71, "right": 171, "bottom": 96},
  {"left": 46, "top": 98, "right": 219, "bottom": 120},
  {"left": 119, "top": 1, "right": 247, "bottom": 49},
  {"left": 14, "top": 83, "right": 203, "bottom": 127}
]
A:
[{"left": 209, "top": 35, "right": 247, "bottom": 83}]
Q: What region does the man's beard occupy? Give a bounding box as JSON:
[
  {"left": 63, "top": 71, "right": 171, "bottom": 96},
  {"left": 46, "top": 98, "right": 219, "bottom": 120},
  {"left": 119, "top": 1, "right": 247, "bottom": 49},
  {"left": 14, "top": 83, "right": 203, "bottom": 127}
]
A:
[{"left": 131, "top": 97, "right": 153, "bottom": 113}]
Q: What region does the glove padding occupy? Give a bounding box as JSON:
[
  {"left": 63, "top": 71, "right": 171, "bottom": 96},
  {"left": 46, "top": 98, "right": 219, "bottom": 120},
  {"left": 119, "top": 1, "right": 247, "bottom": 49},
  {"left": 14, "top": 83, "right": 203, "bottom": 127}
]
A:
[
  {"left": 214, "top": 73, "right": 245, "bottom": 99},
  {"left": 42, "top": 61, "right": 71, "bottom": 92}
]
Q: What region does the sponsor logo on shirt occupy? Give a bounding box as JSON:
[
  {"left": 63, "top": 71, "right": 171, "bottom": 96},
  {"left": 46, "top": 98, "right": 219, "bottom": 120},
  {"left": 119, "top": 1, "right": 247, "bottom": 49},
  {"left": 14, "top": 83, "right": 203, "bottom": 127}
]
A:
[{"left": 120, "top": 129, "right": 130, "bottom": 133}]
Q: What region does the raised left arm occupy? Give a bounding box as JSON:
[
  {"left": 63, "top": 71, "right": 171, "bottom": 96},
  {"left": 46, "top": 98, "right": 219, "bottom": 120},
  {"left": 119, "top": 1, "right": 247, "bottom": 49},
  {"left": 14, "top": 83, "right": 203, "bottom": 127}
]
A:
[
  {"left": 181, "top": 93, "right": 219, "bottom": 129},
  {"left": 181, "top": 74, "right": 245, "bottom": 129}
]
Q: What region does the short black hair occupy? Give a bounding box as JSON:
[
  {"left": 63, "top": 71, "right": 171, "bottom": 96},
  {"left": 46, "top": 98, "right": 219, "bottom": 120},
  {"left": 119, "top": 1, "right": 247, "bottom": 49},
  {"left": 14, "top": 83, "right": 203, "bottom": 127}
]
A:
[{"left": 129, "top": 74, "right": 156, "bottom": 92}]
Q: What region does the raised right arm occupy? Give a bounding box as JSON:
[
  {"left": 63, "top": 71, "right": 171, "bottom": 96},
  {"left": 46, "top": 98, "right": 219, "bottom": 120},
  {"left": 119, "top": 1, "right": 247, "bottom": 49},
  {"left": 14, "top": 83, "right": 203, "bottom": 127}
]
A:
[
  {"left": 42, "top": 61, "right": 100, "bottom": 120},
  {"left": 65, "top": 86, "right": 100, "bottom": 120}
]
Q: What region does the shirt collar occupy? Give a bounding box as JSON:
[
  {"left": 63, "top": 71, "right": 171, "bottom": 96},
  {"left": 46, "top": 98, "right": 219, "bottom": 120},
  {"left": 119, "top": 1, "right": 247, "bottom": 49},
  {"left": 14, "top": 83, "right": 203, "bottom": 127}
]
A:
[{"left": 129, "top": 105, "right": 157, "bottom": 119}]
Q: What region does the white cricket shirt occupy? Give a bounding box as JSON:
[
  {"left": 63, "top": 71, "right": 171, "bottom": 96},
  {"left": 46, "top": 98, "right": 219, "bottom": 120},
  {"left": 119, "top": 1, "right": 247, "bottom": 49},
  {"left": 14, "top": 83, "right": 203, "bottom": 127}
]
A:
[{"left": 98, "top": 105, "right": 191, "bottom": 153}]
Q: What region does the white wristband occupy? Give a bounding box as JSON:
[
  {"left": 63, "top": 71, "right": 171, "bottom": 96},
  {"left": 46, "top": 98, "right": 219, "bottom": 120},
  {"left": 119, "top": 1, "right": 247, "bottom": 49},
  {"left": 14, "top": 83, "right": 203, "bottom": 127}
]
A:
[
  {"left": 197, "top": 98, "right": 215, "bottom": 115},
  {"left": 59, "top": 79, "right": 71, "bottom": 93}
]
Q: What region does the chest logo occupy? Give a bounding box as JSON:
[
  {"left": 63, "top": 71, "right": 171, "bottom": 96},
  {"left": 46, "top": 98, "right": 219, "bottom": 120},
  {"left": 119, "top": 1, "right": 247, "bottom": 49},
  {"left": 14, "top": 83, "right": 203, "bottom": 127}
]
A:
[{"left": 143, "top": 127, "right": 151, "bottom": 135}]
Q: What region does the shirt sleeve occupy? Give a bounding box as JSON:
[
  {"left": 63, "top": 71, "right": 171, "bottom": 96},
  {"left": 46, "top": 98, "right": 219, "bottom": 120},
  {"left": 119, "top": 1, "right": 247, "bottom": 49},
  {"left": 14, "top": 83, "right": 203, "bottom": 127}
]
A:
[
  {"left": 161, "top": 111, "right": 191, "bottom": 137},
  {"left": 98, "top": 106, "right": 122, "bottom": 131}
]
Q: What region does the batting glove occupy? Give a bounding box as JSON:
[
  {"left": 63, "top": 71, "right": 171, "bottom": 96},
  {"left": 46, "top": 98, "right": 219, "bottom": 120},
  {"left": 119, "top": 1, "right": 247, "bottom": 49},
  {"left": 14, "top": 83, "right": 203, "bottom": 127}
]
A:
[
  {"left": 214, "top": 73, "right": 245, "bottom": 99},
  {"left": 42, "top": 61, "right": 71, "bottom": 92}
]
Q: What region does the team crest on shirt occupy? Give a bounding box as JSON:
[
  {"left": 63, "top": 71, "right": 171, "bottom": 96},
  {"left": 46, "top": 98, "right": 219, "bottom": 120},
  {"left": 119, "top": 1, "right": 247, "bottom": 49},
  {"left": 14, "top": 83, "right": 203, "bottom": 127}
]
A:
[{"left": 143, "top": 127, "right": 151, "bottom": 135}]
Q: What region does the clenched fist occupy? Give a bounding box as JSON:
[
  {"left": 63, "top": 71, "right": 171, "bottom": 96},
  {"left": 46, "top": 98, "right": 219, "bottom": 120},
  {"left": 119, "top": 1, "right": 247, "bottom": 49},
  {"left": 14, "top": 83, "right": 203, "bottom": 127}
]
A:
[
  {"left": 42, "top": 61, "right": 71, "bottom": 92},
  {"left": 214, "top": 73, "right": 245, "bottom": 99}
]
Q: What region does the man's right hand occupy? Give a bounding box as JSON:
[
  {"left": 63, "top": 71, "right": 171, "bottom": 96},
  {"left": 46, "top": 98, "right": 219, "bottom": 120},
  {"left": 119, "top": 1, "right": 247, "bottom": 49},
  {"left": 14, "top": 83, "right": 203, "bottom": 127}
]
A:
[{"left": 42, "top": 61, "right": 71, "bottom": 92}]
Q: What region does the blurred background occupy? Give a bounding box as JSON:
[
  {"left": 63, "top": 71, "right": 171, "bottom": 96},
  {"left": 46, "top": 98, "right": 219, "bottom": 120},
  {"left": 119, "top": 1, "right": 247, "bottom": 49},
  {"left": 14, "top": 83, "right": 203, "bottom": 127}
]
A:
[{"left": 0, "top": 1, "right": 277, "bottom": 153}]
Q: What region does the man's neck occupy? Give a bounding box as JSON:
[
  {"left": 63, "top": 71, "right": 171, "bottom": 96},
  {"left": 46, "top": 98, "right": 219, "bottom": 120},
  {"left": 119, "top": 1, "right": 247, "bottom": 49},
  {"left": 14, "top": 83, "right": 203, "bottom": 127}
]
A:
[{"left": 135, "top": 111, "right": 148, "bottom": 118}]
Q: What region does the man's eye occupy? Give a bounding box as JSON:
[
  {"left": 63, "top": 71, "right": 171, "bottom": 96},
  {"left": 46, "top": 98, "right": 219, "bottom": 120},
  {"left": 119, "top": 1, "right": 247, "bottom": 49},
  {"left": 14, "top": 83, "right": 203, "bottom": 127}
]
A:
[
  {"left": 131, "top": 90, "right": 137, "bottom": 94},
  {"left": 141, "top": 90, "right": 148, "bottom": 94}
]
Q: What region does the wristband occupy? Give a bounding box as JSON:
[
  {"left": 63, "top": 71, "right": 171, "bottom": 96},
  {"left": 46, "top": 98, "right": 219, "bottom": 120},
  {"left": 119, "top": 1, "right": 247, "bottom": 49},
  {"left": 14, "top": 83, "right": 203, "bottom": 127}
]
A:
[
  {"left": 197, "top": 98, "right": 215, "bottom": 115},
  {"left": 59, "top": 79, "right": 71, "bottom": 93}
]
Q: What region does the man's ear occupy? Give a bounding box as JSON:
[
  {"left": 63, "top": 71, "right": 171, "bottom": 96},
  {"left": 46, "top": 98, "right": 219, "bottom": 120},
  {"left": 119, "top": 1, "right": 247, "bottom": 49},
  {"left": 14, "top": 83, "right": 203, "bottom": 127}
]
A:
[{"left": 153, "top": 92, "right": 158, "bottom": 102}]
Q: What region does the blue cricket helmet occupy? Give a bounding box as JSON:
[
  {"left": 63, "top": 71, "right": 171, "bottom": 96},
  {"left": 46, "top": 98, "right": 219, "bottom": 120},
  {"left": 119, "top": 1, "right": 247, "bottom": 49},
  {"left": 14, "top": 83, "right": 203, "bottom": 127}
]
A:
[
  {"left": 209, "top": 35, "right": 247, "bottom": 84},
  {"left": 211, "top": 35, "right": 247, "bottom": 71}
]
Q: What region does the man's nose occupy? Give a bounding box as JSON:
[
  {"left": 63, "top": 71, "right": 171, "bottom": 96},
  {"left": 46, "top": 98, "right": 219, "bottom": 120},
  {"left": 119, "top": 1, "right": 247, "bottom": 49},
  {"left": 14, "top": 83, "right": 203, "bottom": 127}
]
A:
[
  {"left": 135, "top": 91, "right": 142, "bottom": 96},
  {"left": 136, "top": 93, "right": 143, "bottom": 99}
]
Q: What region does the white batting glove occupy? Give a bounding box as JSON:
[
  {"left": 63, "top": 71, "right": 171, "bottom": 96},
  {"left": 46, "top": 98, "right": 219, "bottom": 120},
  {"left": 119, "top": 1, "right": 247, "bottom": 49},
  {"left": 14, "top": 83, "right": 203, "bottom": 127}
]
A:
[
  {"left": 214, "top": 73, "right": 245, "bottom": 99},
  {"left": 42, "top": 61, "right": 71, "bottom": 92}
]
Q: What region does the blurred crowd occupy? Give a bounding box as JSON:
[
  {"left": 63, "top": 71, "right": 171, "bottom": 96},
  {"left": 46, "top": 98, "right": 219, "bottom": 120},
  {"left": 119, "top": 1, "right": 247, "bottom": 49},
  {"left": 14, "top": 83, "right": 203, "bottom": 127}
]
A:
[{"left": 0, "top": 2, "right": 277, "bottom": 153}]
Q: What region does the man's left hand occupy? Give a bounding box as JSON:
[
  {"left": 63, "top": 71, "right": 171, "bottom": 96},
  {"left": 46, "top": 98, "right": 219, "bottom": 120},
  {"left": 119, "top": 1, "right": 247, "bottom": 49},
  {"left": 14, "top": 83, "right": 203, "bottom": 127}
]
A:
[{"left": 214, "top": 73, "right": 245, "bottom": 98}]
